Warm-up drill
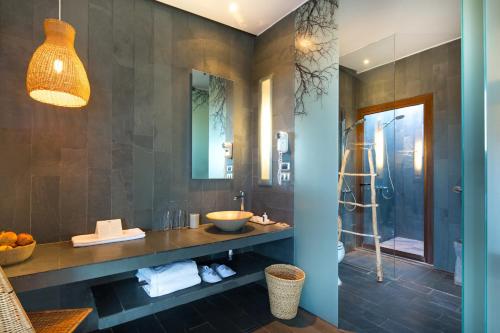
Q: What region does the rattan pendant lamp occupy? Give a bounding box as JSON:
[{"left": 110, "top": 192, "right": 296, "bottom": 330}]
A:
[{"left": 26, "top": 0, "right": 90, "bottom": 108}]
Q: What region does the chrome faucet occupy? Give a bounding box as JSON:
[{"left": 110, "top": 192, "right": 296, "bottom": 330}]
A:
[
  {"left": 233, "top": 191, "right": 246, "bottom": 211},
  {"left": 230, "top": 191, "right": 246, "bottom": 261}
]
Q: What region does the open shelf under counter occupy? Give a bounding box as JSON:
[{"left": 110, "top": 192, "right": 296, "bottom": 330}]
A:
[
  {"left": 91, "top": 252, "right": 278, "bottom": 329},
  {"left": 5, "top": 223, "right": 293, "bottom": 292}
]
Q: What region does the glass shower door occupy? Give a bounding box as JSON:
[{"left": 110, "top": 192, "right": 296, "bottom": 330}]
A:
[
  {"left": 362, "top": 105, "right": 426, "bottom": 264},
  {"left": 338, "top": 34, "right": 397, "bottom": 281},
  {"left": 392, "top": 105, "right": 425, "bottom": 261},
  {"left": 360, "top": 109, "right": 398, "bottom": 279}
]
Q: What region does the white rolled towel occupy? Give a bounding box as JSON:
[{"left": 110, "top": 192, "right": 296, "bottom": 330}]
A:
[
  {"left": 142, "top": 273, "right": 201, "bottom": 297},
  {"left": 137, "top": 260, "right": 198, "bottom": 286}
]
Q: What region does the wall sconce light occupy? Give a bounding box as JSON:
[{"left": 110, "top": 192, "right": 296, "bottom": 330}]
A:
[{"left": 259, "top": 76, "right": 273, "bottom": 185}]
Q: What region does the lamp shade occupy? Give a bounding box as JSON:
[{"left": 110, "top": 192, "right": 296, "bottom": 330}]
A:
[{"left": 26, "top": 19, "right": 90, "bottom": 108}]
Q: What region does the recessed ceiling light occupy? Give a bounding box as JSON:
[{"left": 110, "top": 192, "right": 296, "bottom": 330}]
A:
[
  {"left": 229, "top": 2, "right": 238, "bottom": 13},
  {"left": 363, "top": 59, "right": 370, "bottom": 65}
]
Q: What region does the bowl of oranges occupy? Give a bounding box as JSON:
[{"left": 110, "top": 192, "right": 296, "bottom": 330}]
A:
[{"left": 0, "top": 231, "right": 36, "bottom": 266}]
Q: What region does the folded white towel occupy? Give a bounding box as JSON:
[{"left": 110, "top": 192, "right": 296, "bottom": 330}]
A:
[
  {"left": 137, "top": 260, "right": 198, "bottom": 286},
  {"left": 136, "top": 270, "right": 196, "bottom": 285},
  {"left": 142, "top": 273, "right": 201, "bottom": 297}
]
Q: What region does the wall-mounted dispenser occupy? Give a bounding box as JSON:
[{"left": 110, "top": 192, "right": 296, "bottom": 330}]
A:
[
  {"left": 277, "top": 131, "right": 288, "bottom": 153},
  {"left": 222, "top": 142, "right": 233, "bottom": 159},
  {"left": 277, "top": 131, "right": 290, "bottom": 185}
]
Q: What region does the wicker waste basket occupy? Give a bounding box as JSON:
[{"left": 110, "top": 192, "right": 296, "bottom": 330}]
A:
[{"left": 265, "top": 264, "right": 306, "bottom": 320}]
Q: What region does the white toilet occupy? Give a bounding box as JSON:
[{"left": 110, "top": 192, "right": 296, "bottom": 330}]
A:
[{"left": 338, "top": 241, "right": 345, "bottom": 286}]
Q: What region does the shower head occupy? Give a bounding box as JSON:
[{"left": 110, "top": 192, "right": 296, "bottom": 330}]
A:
[
  {"left": 344, "top": 118, "right": 365, "bottom": 133},
  {"left": 382, "top": 115, "right": 405, "bottom": 128}
]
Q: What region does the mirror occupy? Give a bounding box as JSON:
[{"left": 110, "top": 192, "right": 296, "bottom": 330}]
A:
[{"left": 191, "top": 69, "right": 234, "bottom": 179}]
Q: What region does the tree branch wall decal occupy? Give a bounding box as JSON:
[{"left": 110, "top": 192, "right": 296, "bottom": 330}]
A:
[{"left": 294, "top": 0, "right": 339, "bottom": 116}]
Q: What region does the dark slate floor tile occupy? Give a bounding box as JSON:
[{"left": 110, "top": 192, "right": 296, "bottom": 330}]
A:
[
  {"left": 339, "top": 300, "right": 386, "bottom": 328},
  {"left": 439, "top": 315, "right": 462, "bottom": 333},
  {"left": 112, "top": 315, "right": 165, "bottom": 333},
  {"left": 217, "top": 284, "right": 272, "bottom": 322},
  {"left": 393, "top": 310, "right": 452, "bottom": 333},
  {"left": 96, "top": 283, "right": 344, "bottom": 333},
  {"left": 427, "top": 289, "right": 461, "bottom": 312},
  {"left": 338, "top": 319, "right": 362, "bottom": 333},
  {"left": 379, "top": 319, "right": 417, "bottom": 333},
  {"left": 156, "top": 304, "right": 205, "bottom": 331},
  {"left": 356, "top": 326, "right": 393, "bottom": 333},
  {"left": 229, "top": 312, "right": 260, "bottom": 332},
  {"left": 411, "top": 268, "right": 461, "bottom": 297},
  {"left": 409, "top": 297, "right": 461, "bottom": 321},
  {"left": 206, "top": 294, "right": 260, "bottom": 332},
  {"left": 397, "top": 279, "right": 433, "bottom": 295},
  {"left": 339, "top": 250, "right": 462, "bottom": 333},
  {"left": 191, "top": 299, "right": 243, "bottom": 333},
  {"left": 188, "top": 322, "right": 217, "bottom": 333}
]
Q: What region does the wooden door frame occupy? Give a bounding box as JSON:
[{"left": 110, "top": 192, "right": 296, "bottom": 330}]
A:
[{"left": 356, "top": 94, "right": 434, "bottom": 264}]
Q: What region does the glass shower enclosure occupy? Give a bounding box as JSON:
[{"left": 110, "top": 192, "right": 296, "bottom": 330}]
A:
[{"left": 339, "top": 34, "right": 432, "bottom": 280}]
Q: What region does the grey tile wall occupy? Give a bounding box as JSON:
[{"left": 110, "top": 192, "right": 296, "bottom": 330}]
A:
[
  {"left": 251, "top": 13, "right": 295, "bottom": 225},
  {"left": 1, "top": 2, "right": 296, "bottom": 330},
  {"left": 339, "top": 67, "right": 362, "bottom": 253},
  {"left": 341, "top": 40, "right": 462, "bottom": 272},
  {"left": 0, "top": 0, "right": 255, "bottom": 242}
]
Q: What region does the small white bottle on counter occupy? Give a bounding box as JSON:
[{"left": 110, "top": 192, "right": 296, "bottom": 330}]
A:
[{"left": 189, "top": 213, "right": 200, "bottom": 229}]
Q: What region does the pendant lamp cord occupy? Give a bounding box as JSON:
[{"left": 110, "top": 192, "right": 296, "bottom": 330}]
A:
[{"left": 58, "top": 0, "right": 61, "bottom": 20}]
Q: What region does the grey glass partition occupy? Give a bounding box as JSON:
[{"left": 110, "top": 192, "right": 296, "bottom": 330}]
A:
[{"left": 338, "top": 34, "right": 397, "bottom": 279}]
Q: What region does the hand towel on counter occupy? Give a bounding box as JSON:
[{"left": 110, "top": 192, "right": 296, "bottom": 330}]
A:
[
  {"left": 136, "top": 260, "right": 198, "bottom": 286},
  {"left": 141, "top": 273, "right": 201, "bottom": 297}
]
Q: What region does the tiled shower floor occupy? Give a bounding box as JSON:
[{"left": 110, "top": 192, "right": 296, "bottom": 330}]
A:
[
  {"left": 380, "top": 237, "right": 424, "bottom": 257},
  {"left": 339, "top": 249, "right": 461, "bottom": 333}
]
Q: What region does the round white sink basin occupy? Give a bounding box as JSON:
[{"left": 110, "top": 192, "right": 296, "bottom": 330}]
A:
[{"left": 206, "top": 211, "right": 254, "bottom": 232}]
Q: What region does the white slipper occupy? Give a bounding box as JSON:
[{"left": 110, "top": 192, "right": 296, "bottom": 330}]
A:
[
  {"left": 199, "top": 266, "right": 222, "bottom": 283},
  {"left": 211, "top": 263, "right": 236, "bottom": 278}
]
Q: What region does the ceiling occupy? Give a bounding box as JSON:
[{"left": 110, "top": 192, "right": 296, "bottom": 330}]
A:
[
  {"left": 155, "top": 0, "right": 460, "bottom": 73},
  {"left": 155, "top": 0, "right": 306, "bottom": 35},
  {"left": 338, "top": 0, "right": 461, "bottom": 73}
]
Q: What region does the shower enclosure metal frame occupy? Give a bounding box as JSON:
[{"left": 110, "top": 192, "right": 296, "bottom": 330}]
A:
[{"left": 356, "top": 93, "right": 434, "bottom": 263}]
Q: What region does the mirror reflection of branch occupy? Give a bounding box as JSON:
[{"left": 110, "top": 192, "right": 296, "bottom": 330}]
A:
[
  {"left": 209, "top": 76, "right": 228, "bottom": 135},
  {"left": 294, "top": 0, "right": 339, "bottom": 116},
  {"left": 192, "top": 88, "right": 209, "bottom": 112}
]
